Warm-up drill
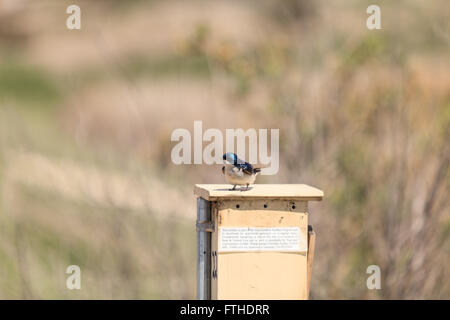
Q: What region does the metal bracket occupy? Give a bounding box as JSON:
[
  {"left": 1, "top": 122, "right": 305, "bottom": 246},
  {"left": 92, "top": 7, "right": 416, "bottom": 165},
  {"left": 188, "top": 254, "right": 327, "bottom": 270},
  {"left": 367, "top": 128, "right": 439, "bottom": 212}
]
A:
[
  {"left": 196, "top": 220, "right": 214, "bottom": 233},
  {"left": 212, "top": 251, "right": 218, "bottom": 279}
]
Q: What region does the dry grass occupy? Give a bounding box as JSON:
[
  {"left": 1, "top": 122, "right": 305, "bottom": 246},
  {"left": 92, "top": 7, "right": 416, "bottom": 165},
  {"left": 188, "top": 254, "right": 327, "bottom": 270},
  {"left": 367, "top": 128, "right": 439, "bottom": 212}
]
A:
[{"left": 0, "top": 0, "right": 448, "bottom": 299}]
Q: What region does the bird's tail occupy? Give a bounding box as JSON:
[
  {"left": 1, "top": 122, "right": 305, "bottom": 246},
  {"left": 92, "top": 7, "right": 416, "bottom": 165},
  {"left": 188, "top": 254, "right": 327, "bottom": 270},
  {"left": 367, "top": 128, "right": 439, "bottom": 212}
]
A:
[
  {"left": 253, "top": 163, "right": 269, "bottom": 174},
  {"left": 253, "top": 164, "right": 269, "bottom": 169}
]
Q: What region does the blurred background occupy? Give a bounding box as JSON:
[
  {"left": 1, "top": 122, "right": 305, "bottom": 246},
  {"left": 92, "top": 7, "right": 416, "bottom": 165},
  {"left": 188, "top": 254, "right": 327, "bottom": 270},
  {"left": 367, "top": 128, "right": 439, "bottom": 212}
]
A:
[{"left": 0, "top": 0, "right": 448, "bottom": 299}]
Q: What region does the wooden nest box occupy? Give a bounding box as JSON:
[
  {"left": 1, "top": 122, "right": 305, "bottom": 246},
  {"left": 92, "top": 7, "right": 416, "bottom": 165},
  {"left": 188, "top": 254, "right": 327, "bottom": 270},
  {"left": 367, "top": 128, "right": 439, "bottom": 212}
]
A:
[{"left": 194, "top": 184, "right": 324, "bottom": 300}]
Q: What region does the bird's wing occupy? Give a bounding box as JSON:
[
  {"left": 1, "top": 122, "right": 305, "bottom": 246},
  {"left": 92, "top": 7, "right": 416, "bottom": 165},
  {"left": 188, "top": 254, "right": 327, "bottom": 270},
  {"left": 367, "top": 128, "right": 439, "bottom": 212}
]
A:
[{"left": 237, "top": 162, "right": 255, "bottom": 175}]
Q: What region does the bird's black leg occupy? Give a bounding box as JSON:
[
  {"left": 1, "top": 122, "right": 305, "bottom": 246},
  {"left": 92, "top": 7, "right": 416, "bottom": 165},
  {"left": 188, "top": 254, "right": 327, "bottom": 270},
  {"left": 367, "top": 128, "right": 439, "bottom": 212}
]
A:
[
  {"left": 231, "top": 185, "right": 236, "bottom": 190},
  {"left": 246, "top": 183, "right": 249, "bottom": 191}
]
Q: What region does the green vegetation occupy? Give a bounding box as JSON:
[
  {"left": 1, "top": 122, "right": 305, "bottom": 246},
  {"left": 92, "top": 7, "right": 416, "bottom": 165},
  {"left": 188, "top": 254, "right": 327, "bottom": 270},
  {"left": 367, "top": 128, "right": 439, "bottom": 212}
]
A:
[{"left": 0, "top": 0, "right": 448, "bottom": 299}]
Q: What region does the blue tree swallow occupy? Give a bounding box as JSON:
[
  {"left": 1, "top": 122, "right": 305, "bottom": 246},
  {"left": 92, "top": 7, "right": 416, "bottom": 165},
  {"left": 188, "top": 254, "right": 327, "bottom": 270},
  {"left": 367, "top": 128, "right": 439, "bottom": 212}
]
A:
[{"left": 222, "top": 153, "right": 261, "bottom": 191}]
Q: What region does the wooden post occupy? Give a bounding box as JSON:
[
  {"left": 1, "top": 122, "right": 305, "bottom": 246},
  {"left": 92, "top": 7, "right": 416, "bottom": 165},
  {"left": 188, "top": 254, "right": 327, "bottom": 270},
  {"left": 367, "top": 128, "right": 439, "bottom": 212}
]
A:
[{"left": 195, "top": 184, "right": 323, "bottom": 300}]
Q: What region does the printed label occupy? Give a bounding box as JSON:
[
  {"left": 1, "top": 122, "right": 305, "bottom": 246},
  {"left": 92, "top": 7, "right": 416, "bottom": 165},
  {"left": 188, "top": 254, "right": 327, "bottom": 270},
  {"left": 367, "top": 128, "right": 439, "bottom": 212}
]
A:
[{"left": 219, "top": 227, "right": 306, "bottom": 252}]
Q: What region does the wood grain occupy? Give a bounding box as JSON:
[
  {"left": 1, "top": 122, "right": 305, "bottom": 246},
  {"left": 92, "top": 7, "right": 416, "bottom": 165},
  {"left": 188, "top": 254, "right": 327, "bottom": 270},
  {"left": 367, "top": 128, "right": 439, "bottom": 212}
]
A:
[{"left": 194, "top": 184, "right": 324, "bottom": 201}]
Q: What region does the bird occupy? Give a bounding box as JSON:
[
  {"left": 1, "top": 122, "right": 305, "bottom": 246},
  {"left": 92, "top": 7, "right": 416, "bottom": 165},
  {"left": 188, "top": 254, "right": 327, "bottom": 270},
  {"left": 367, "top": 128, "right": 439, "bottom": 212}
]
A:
[{"left": 222, "top": 152, "right": 261, "bottom": 191}]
